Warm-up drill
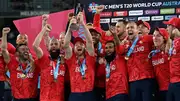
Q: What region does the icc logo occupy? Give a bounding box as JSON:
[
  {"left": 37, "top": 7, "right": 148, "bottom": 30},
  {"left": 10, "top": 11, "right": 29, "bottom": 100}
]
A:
[{"left": 88, "top": 2, "right": 99, "bottom": 13}]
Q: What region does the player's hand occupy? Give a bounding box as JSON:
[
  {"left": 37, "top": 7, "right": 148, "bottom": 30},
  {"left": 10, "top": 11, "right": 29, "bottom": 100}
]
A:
[
  {"left": 98, "top": 57, "right": 105, "bottom": 64},
  {"left": 120, "top": 35, "right": 129, "bottom": 45},
  {"left": 96, "top": 5, "right": 105, "bottom": 13},
  {"left": 42, "top": 14, "right": 49, "bottom": 21},
  {"left": 77, "top": 12, "right": 84, "bottom": 24},
  {"left": 2, "top": 27, "right": 11, "bottom": 35},
  {"left": 44, "top": 24, "right": 52, "bottom": 32}
]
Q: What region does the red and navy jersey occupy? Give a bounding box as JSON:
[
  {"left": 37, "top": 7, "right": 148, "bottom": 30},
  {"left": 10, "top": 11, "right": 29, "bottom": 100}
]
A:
[
  {"left": 169, "top": 38, "right": 180, "bottom": 83},
  {"left": 7, "top": 54, "right": 39, "bottom": 99},
  {"left": 151, "top": 51, "right": 170, "bottom": 91},
  {"left": 118, "top": 35, "right": 154, "bottom": 82},
  {"left": 35, "top": 54, "right": 66, "bottom": 101},
  {"left": 65, "top": 52, "right": 96, "bottom": 93}
]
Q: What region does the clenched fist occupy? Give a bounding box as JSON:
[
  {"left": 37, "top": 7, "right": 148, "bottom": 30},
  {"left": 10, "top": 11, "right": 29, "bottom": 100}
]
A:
[
  {"left": 77, "top": 12, "right": 84, "bottom": 24},
  {"left": 96, "top": 5, "right": 105, "bottom": 13},
  {"left": 44, "top": 24, "right": 52, "bottom": 32},
  {"left": 42, "top": 14, "right": 49, "bottom": 21},
  {"left": 2, "top": 27, "right": 11, "bottom": 35}
]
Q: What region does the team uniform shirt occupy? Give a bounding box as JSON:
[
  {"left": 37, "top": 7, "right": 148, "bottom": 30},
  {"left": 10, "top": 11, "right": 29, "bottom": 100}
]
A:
[
  {"left": 0, "top": 56, "right": 6, "bottom": 81},
  {"left": 35, "top": 54, "right": 66, "bottom": 101},
  {"left": 118, "top": 35, "right": 154, "bottom": 82},
  {"left": 105, "top": 46, "right": 128, "bottom": 99},
  {"left": 7, "top": 54, "right": 39, "bottom": 99},
  {"left": 0, "top": 42, "right": 15, "bottom": 81},
  {"left": 65, "top": 52, "right": 96, "bottom": 93},
  {"left": 93, "top": 13, "right": 114, "bottom": 43},
  {"left": 169, "top": 38, "right": 180, "bottom": 83},
  {"left": 151, "top": 51, "right": 170, "bottom": 91},
  {"left": 94, "top": 42, "right": 105, "bottom": 88}
]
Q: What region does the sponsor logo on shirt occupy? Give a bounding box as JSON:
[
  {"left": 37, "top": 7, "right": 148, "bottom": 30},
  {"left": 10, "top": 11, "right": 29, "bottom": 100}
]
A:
[
  {"left": 50, "top": 70, "right": 65, "bottom": 76},
  {"left": 144, "top": 10, "right": 159, "bottom": 15},
  {"left": 17, "top": 73, "right": 33, "bottom": 79},
  {"left": 88, "top": 2, "right": 99, "bottom": 13},
  {"left": 160, "top": 8, "right": 175, "bottom": 14},
  {"left": 113, "top": 11, "right": 127, "bottom": 17},
  {"left": 111, "top": 18, "right": 124, "bottom": 23},
  {"left": 129, "top": 10, "right": 143, "bottom": 16},
  {"left": 100, "top": 12, "right": 112, "bottom": 17},
  {"left": 152, "top": 58, "right": 165, "bottom": 66},
  {"left": 133, "top": 46, "right": 145, "bottom": 53},
  {"left": 100, "top": 18, "right": 110, "bottom": 23},
  {"left": 176, "top": 8, "right": 180, "bottom": 14},
  {"left": 151, "top": 16, "right": 164, "bottom": 21},
  {"left": 138, "top": 16, "right": 150, "bottom": 21},
  {"left": 165, "top": 15, "right": 177, "bottom": 20}
]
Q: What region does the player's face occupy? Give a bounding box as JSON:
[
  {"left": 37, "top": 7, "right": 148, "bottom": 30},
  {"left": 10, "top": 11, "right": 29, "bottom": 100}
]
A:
[
  {"left": 59, "top": 33, "right": 65, "bottom": 46},
  {"left": 138, "top": 24, "right": 149, "bottom": 35},
  {"left": 105, "top": 42, "right": 115, "bottom": 56},
  {"left": 167, "top": 25, "right": 175, "bottom": 39},
  {"left": 49, "top": 39, "right": 60, "bottom": 52},
  {"left": 153, "top": 30, "right": 165, "bottom": 47},
  {"left": 17, "top": 34, "right": 28, "bottom": 44},
  {"left": 116, "top": 22, "right": 126, "bottom": 35},
  {"left": 126, "top": 22, "right": 138, "bottom": 40},
  {"left": 74, "top": 41, "right": 85, "bottom": 56},
  {"left": 91, "top": 31, "right": 100, "bottom": 45},
  {"left": 17, "top": 45, "right": 30, "bottom": 60}
]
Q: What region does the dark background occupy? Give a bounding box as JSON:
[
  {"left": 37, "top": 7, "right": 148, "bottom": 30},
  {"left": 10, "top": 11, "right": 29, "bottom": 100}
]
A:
[{"left": 0, "top": 0, "right": 179, "bottom": 46}]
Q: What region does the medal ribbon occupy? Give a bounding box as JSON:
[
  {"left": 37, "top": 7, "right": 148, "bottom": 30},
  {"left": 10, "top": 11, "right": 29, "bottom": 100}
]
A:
[
  {"left": 126, "top": 36, "right": 139, "bottom": 58},
  {"left": 168, "top": 41, "right": 174, "bottom": 58},
  {"left": 148, "top": 49, "right": 161, "bottom": 59},
  {"left": 51, "top": 56, "right": 61, "bottom": 80},
  {"left": 98, "top": 42, "right": 102, "bottom": 54},
  {"left": 106, "top": 63, "right": 110, "bottom": 78},
  {"left": 78, "top": 58, "right": 86, "bottom": 78},
  {"left": 19, "top": 61, "right": 31, "bottom": 75}
]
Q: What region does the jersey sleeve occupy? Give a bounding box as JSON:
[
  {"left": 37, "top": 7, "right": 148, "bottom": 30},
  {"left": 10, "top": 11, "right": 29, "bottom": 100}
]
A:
[
  {"left": 93, "top": 13, "right": 101, "bottom": 28},
  {"left": 7, "top": 43, "right": 16, "bottom": 54},
  {"left": 34, "top": 54, "right": 49, "bottom": 70}
]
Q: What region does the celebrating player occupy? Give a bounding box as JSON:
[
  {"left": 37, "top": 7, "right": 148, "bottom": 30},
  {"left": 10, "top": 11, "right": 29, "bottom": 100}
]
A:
[
  {"left": 64, "top": 12, "right": 96, "bottom": 101},
  {"left": 33, "top": 24, "right": 66, "bottom": 101},
  {"left": 1, "top": 27, "right": 39, "bottom": 101}
]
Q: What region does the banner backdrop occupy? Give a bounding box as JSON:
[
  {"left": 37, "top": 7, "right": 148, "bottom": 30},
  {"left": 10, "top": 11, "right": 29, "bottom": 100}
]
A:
[
  {"left": 80, "top": 0, "right": 180, "bottom": 31},
  {"left": 13, "top": 9, "right": 74, "bottom": 54}
]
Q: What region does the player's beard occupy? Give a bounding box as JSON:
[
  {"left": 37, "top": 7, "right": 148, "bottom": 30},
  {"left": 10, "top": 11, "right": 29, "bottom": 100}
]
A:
[
  {"left": 49, "top": 49, "right": 60, "bottom": 60},
  {"left": 105, "top": 51, "right": 116, "bottom": 63}
]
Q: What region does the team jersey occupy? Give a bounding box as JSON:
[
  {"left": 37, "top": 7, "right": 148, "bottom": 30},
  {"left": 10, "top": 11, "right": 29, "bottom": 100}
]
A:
[
  {"left": 151, "top": 51, "right": 170, "bottom": 91},
  {"left": 7, "top": 54, "right": 39, "bottom": 99},
  {"left": 169, "top": 38, "right": 180, "bottom": 83},
  {"left": 35, "top": 54, "right": 66, "bottom": 101},
  {"left": 65, "top": 52, "right": 96, "bottom": 93},
  {"left": 118, "top": 35, "right": 154, "bottom": 82}
]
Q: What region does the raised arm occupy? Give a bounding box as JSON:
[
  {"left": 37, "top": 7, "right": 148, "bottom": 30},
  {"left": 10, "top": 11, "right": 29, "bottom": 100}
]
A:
[
  {"left": 109, "top": 26, "right": 120, "bottom": 45},
  {"left": 64, "top": 17, "right": 75, "bottom": 59},
  {"left": 1, "top": 28, "right": 11, "bottom": 64},
  {"left": 77, "top": 12, "right": 94, "bottom": 56},
  {"left": 93, "top": 5, "right": 104, "bottom": 27},
  {"left": 33, "top": 24, "right": 52, "bottom": 59},
  {"left": 42, "top": 14, "right": 51, "bottom": 48}
]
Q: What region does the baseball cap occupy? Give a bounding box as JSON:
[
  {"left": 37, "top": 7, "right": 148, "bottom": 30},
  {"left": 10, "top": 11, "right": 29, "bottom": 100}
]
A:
[
  {"left": 73, "top": 37, "right": 85, "bottom": 45},
  {"left": 156, "top": 28, "right": 169, "bottom": 40},
  {"left": 163, "top": 17, "right": 180, "bottom": 29},
  {"left": 89, "top": 27, "right": 102, "bottom": 35},
  {"left": 136, "top": 20, "right": 151, "bottom": 30}
]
